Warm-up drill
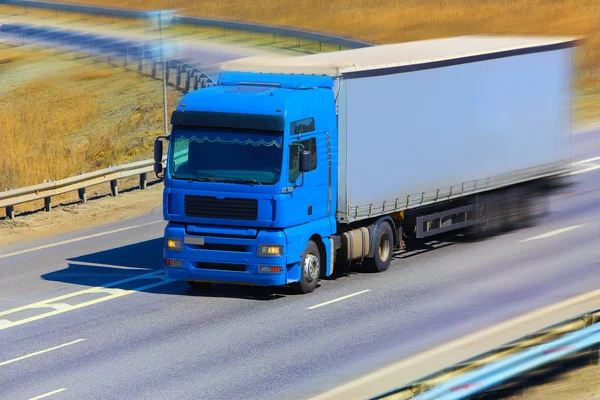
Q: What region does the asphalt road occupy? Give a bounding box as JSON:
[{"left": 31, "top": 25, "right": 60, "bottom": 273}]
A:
[{"left": 0, "top": 130, "right": 599, "bottom": 400}]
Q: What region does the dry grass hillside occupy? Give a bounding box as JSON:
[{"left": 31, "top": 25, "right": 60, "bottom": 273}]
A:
[
  {"left": 54, "top": 0, "right": 600, "bottom": 123},
  {"left": 0, "top": 46, "right": 181, "bottom": 191}
]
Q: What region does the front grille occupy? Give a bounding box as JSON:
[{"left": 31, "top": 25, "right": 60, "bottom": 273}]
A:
[
  {"left": 184, "top": 195, "right": 258, "bottom": 220},
  {"left": 196, "top": 262, "right": 246, "bottom": 272}
]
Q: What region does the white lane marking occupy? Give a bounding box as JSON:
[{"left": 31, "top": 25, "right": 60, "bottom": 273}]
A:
[
  {"left": 28, "top": 388, "right": 67, "bottom": 400},
  {"left": 0, "top": 270, "right": 163, "bottom": 318},
  {"left": 47, "top": 303, "right": 72, "bottom": 310},
  {"left": 573, "top": 155, "right": 600, "bottom": 165},
  {"left": 307, "top": 290, "right": 371, "bottom": 310},
  {"left": 519, "top": 225, "right": 585, "bottom": 242},
  {"left": 0, "top": 220, "right": 163, "bottom": 260},
  {"left": 0, "top": 339, "right": 85, "bottom": 367},
  {"left": 565, "top": 164, "right": 600, "bottom": 176},
  {"left": 0, "top": 276, "right": 174, "bottom": 331},
  {"left": 0, "top": 278, "right": 175, "bottom": 331},
  {"left": 310, "top": 287, "right": 600, "bottom": 400},
  {"left": 66, "top": 261, "right": 154, "bottom": 270}
]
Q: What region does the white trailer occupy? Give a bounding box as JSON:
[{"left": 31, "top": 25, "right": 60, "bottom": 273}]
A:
[{"left": 222, "top": 35, "right": 576, "bottom": 263}]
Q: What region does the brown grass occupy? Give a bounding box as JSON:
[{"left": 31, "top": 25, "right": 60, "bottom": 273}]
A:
[
  {"left": 48, "top": 0, "right": 600, "bottom": 122},
  {"left": 0, "top": 48, "right": 181, "bottom": 194}
]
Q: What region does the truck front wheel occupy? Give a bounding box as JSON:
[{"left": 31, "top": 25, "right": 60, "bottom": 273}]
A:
[
  {"left": 291, "top": 240, "right": 321, "bottom": 294},
  {"left": 364, "top": 222, "right": 394, "bottom": 272}
]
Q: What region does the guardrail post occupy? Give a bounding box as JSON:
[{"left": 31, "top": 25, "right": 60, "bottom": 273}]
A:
[
  {"left": 138, "top": 53, "right": 143, "bottom": 72},
  {"left": 110, "top": 180, "right": 118, "bottom": 197},
  {"left": 176, "top": 64, "right": 183, "bottom": 87},
  {"left": 78, "top": 188, "right": 87, "bottom": 203},
  {"left": 185, "top": 70, "right": 193, "bottom": 93},
  {"left": 151, "top": 60, "right": 157, "bottom": 78},
  {"left": 6, "top": 206, "right": 15, "bottom": 220},
  {"left": 165, "top": 62, "right": 170, "bottom": 84},
  {"left": 44, "top": 197, "right": 51, "bottom": 212},
  {"left": 140, "top": 173, "right": 148, "bottom": 190},
  {"left": 318, "top": 41, "right": 322, "bottom": 52},
  {"left": 123, "top": 48, "right": 128, "bottom": 67}
]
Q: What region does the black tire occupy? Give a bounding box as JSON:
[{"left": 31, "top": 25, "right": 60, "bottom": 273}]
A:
[
  {"left": 471, "top": 194, "right": 503, "bottom": 239},
  {"left": 186, "top": 281, "right": 212, "bottom": 292},
  {"left": 291, "top": 240, "right": 321, "bottom": 294},
  {"left": 364, "top": 222, "right": 394, "bottom": 272}
]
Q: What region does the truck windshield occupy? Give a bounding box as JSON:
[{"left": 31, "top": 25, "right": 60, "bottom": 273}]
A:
[{"left": 169, "top": 126, "right": 283, "bottom": 184}]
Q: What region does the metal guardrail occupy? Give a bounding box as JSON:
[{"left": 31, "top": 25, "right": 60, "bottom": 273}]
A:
[
  {"left": 0, "top": 0, "right": 372, "bottom": 219},
  {"left": 373, "top": 310, "right": 600, "bottom": 400},
  {"left": 0, "top": 0, "right": 373, "bottom": 51},
  {"left": 0, "top": 158, "right": 162, "bottom": 219},
  {"left": 0, "top": 22, "right": 217, "bottom": 91}
]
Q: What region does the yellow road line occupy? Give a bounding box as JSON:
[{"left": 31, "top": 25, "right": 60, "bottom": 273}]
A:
[
  {"left": 0, "top": 339, "right": 85, "bottom": 367},
  {"left": 308, "top": 290, "right": 371, "bottom": 310},
  {"left": 28, "top": 388, "right": 67, "bottom": 400},
  {"left": 0, "top": 220, "right": 163, "bottom": 260}
]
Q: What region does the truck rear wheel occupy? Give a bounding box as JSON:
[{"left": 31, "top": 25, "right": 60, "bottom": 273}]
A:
[
  {"left": 364, "top": 222, "right": 393, "bottom": 272},
  {"left": 291, "top": 240, "right": 321, "bottom": 294},
  {"left": 471, "top": 194, "right": 502, "bottom": 238}
]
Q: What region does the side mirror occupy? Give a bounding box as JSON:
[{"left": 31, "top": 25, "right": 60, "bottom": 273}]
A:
[
  {"left": 299, "top": 150, "right": 311, "bottom": 173},
  {"left": 154, "top": 138, "right": 164, "bottom": 177}
]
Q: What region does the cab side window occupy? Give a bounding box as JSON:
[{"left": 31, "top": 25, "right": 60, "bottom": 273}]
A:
[{"left": 289, "top": 138, "right": 317, "bottom": 182}]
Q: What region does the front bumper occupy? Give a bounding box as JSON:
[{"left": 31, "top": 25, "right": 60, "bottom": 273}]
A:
[{"left": 163, "top": 224, "right": 289, "bottom": 286}]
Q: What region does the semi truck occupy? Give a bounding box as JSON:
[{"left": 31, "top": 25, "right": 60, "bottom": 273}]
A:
[{"left": 154, "top": 35, "right": 576, "bottom": 294}]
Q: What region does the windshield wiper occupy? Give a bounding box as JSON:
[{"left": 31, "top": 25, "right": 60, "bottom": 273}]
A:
[
  {"left": 188, "top": 177, "right": 216, "bottom": 182},
  {"left": 228, "top": 179, "right": 263, "bottom": 186}
]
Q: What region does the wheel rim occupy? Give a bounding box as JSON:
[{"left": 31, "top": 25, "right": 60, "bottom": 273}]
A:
[
  {"left": 479, "top": 204, "right": 489, "bottom": 232},
  {"left": 378, "top": 232, "right": 391, "bottom": 261},
  {"left": 303, "top": 253, "right": 320, "bottom": 282}
]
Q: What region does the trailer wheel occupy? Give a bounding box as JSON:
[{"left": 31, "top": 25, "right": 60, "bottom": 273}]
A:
[
  {"left": 291, "top": 240, "right": 321, "bottom": 294},
  {"left": 186, "top": 281, "right": 212, "bottom": 292},
  {"left": 364, "top": 222, "right": 393, "bottom": 272},
  {"left": 472, "top": 194, "right": 502, "bottom": 238}
]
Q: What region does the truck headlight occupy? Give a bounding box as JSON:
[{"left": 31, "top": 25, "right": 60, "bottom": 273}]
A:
[
  {"left": 166, "top": 238, "right": 182, "bottom": 251},
  {"left": 258, "top": 245, "right": 283, "bottom": 257}
]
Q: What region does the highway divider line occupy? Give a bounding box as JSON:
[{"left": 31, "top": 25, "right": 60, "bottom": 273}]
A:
[
  {"left": 0, "top": 270, "right": 163, "bottom": 317},
  {"left": 519, "top": 224, "right": 585, "bottom": 243},
  {"left": 573, "top": 155, "right": 600, "bottom": 165},
  {"left": 28, "top": 389, "right": 67, "bottom": 400},
  {"left": 0, "top": 277, "right": 175, "bottom": 331},
  {"left": 310, "top": 287, "right": 600, "bottom": 400},
  {"left": 308, "top": 290, "right": 371, "bottom": 310},
  {"left": 565, "top": 164, "right": 600, "bottom": 176},
  {"left": 0, "top": 220, "right": 163, "bottom": 260},
  {"left": 0, "top": 339, "right": 85, "bottom": 367}
]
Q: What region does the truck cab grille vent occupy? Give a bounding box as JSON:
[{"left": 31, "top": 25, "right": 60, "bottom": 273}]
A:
[{"left": 184, "top": 195, "right": 258, "bottom": 220}]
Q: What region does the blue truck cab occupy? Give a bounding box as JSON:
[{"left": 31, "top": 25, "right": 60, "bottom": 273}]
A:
[{"left": 158, "top": 71, "right": 339, "bottom": 293}]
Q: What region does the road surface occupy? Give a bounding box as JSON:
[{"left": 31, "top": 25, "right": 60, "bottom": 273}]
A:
[{"left": 0, "top": 129, "right": 599, "bottom": 400}]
